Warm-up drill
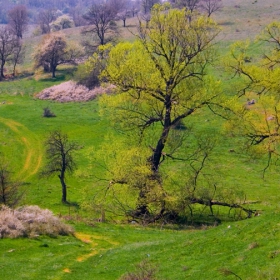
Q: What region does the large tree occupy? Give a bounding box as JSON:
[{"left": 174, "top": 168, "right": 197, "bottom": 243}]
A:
[
  {"left": 41, "top": 131, "right": 80, "bottom": 203},
  {"left": 33, "top": 33, "right": 82, "bottom": 78},
  {"left": 97, "top": 4, "right": 252, "bottom": 222},
  {"left": 7, "top": 5, "right": 28, "bottom": 39}
]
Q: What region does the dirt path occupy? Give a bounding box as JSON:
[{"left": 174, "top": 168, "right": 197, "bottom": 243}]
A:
[
  {"left": 62, "top": 232, "right": 120, "bottom": 274},
  {"left": 0, "top": 117, "right": 43, "bottom": 180}
]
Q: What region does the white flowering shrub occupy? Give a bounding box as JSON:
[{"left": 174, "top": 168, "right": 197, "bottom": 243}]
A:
[
  {"left": 0, "top": 205, "right": 73, "bottom": 238},
  {"left": 36, "top": 81, "right": 115, "bottom": 102}
]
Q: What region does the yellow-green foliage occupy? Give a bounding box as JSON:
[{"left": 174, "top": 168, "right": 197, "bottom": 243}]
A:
[
  {"left": 95, "top": 6, "right": 241, "bottom": 219},
  {"left": 225, "top": 22, "right": 280, "bottom": 157}
]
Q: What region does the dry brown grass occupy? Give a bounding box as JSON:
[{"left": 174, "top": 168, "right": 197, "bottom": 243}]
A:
[
  {"left": 36, "top": 80, "right": 116, "bottom": 102},
  {"left": 214, "top": 0, "right": 280, "bottom": 41},
  {"left": 0, "top": 205, "right": 74, "bottom": 238}
]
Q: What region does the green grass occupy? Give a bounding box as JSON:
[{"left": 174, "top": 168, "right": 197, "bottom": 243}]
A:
[
  {"left": 0, "top": 74, "right": 108, "bottom": 212},
  {"left": 1, "top": 70, "right": 280, "bottom": 279},
  {"left": 1, "top": 214, "right": 280, "bottom": 280}
]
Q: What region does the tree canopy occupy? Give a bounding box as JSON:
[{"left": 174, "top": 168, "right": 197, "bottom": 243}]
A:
[
  {"left": 41, "top": 131, "right": 80, "bottom": 203},
  {"left": 91, "top": 4, "right": 251, "bottom": 222},
  {"left": 7, "top": 5, "right": 28, "bottom": 39},
  {"left": 33, "top": 33, "right": 82, "bottom": 78},
  {"left": 0, "top": 27, "right": 22, "bottom": 80},
  {"left": 226, "top": 22, "right": 280, "bottom": 171}
]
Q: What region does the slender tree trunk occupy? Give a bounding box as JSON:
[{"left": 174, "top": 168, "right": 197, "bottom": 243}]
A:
[
  {"left": 58, "top": 173, "right": 67, "bottom": 203},
  {"left": 52, "top": 66, "right": 56, "bottom": 78},
  {"left": 0, "top": 60, "right": 5, "bottom": 78},
  {"left": 0, "top": 176, "right": 6, "bottom": 205},
  {"left": 100, "top": 35, "right": 104, "bottom": 45}
]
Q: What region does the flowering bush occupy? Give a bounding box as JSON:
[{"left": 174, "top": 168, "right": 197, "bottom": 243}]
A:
[
  {"left": 36, "top": 80, "right": 115, "bottom": 102},
  {"left": 0, "top": 205, "right": 73, "bottom": 238}
]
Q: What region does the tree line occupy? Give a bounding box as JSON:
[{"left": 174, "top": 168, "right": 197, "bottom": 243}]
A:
[{"left": 0, "top": 0, "right": 222, "bottom": 81}]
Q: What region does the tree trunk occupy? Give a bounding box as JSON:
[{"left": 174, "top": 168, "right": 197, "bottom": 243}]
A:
[
  {"left": 43, "top": 62, "right": 50, "bottom": 72},
  {"left": 135, "top": 95, "right": 172, "bottom": 220},
  {"left": 100, "top": 35, "right": 104, "bottom": 45},
  {"left": 52, "top": 66, "right": 56, "bottom": 78},
  {"left": 123, "top": 19, "right": 126, "bottom": 27},
  {"left": 150, "top": 95, "right": 172, "bottom": 172},
  {"left": 58, "top": 174, "right": 67, "bottom": 203},
  {"left": 0, "top": 60, "right": 5, "bottom": 79}
]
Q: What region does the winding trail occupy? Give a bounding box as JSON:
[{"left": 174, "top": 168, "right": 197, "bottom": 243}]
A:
[
  {"left": 62, "top": 232, "right": 120, "bottom": 274},
  {"left": 0, "top": 117, "right": 43, "bottom": 180}
]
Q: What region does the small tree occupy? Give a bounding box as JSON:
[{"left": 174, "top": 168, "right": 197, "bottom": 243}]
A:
[
  {"left": 33, "top": 33, "right": 82, "bottom": 78},
  {"left": 174, "top": 0, "right": 201, "bottom": 12},
  {"left": 82, "top": 0, "right": 119, "bottom": 47},
  {"left": 69, "top": 5, "right": 87, "bottom": 27},
  {"left": 199, "top": 0, "right": 223, "bottom": 17},
  {"left": 7, "top": 5, "right": 28, "bottom": 39},
  {"left": 41, "top": 131, "right": 80, "bottom": 203},
  {"left": 37, "top": 9, "right": 57, "bottom": 34},
  {"left": 50, "top": 15, "right": 74, "bottom": 31},
  {"left": 0, "top": 27, "right": 21, "bottom": 80},
  {"left": 0, "top": 160, "right": 23, "bottom": 207},
  {"left": 11, "top": 41, "right": 25, "bottom": 76},
  {"left": 141, "top": 0, "right": 160, "bottom": 14},
  {"left": 117, "top": 10, "right": 130, "bottom": 27}
]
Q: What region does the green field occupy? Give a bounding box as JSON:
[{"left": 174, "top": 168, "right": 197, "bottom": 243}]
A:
[{"left": 1, "top": 1, "right": 280, "bottom": 279}]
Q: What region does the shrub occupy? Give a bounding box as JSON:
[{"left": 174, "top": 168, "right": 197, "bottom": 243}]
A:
[
  {"left": 0, "top": 159, "right": 24, "bottom": 207},
  {"left": 119, "top": 260, "right": 158, "bottom": 280},
  {"left": 0, "top": 206, "right": 25, "bottom": 238},
  {"left": 36, "top": 80, "right": 116, "bottom": 102},
  {"left": 0, "top": 205, "right": 74, "bottom": 238},
  {"left": 43, "top": 107, "right": 56, "bottom": 117},
  {"left": 74, "top": 63, "right": 100, "bottom": 89}
]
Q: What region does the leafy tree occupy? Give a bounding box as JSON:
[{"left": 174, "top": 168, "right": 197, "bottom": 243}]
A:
[
  {"left": 226, "top": 22, "right": 280, "bottom": 171},
  {"left": 75, "top": 43, "right": 112, "bottom": 88},
  {"left": 95, "top": 4, "right": 253, "bottom": 222},
  {"left": 33, "top": 33, "right": 82, "bottom": 78},
  {"left": 41, "top": 131, "right": 80, "bottom": 203},
  {"left": 7, "top": 5, "right": 28, "bottom": 39},
  {"left": 50, "top": 15, "right": 74, "bottom": 31}
]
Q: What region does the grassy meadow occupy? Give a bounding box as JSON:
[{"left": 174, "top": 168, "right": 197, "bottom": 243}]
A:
[{"left": 1, "top": 0, "right": 280, "bottom": 279}]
